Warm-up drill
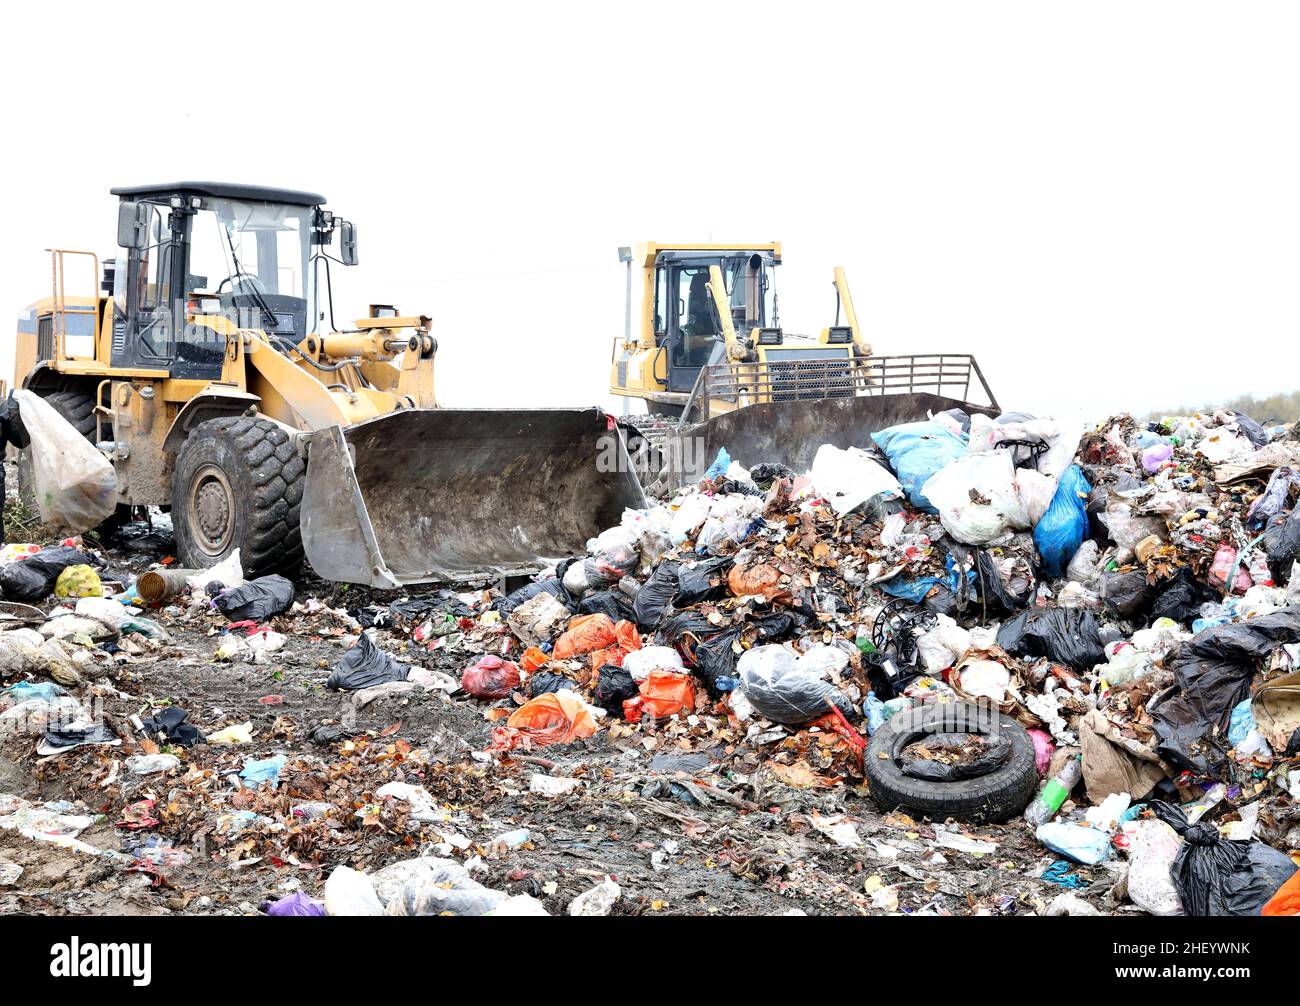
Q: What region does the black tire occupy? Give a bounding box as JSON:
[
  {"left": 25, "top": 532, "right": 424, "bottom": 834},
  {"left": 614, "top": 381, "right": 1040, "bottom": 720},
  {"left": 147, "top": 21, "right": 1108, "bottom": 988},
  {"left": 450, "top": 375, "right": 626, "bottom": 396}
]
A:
[
  {"left": 171, "top": 415, "right": 305, "bottom": 578},
  {"left": 865, "top": 702, "right": 1039, "bottom": 823},
  {"left": 15, "top": 389, "right": 132, "bottom": 534}
]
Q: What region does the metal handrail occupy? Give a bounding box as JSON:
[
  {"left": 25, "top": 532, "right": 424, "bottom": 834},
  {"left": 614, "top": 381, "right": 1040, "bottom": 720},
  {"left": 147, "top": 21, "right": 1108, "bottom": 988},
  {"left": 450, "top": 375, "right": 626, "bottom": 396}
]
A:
[
  {"left": 680, "top": 353, "right": 999, "bottom": 424},
  {"left": 47, "top": 248, "right": 100, "bottom": 360}
]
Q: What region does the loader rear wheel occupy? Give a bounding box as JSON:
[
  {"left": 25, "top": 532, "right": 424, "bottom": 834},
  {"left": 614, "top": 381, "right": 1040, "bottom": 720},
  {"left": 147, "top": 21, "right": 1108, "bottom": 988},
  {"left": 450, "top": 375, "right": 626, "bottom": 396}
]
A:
[{"left": 172, "top": 416, "right": 305, "bottom": 579}]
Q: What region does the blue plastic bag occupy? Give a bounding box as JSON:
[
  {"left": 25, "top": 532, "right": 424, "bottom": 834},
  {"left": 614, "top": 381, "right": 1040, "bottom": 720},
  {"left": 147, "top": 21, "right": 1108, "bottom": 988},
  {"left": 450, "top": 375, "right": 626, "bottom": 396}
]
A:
[
  {"left": 1034, "top": 465, "right": 1091, "bottom": 576},
  {"left": 1036, "top": 822, "right": 1111, "bottom": 865},
  {"left": 1228, "top": 698, "right": 1255, "bottom": 746},
  {"left": 241, "top": 754, "right": 287, "bottom": 788},
  {"left": 704, "top": 447, "right": 731, "bottom": 480},
  {"left": 878, "top": 553, "right": 975, "bottom": 602},
  {"left": 871, "top": 422, "right": 967, "bottom": 513}
]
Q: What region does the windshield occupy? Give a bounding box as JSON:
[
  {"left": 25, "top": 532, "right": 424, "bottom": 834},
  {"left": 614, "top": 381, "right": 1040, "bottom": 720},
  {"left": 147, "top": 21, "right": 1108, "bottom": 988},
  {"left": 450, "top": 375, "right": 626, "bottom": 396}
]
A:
[
  {"left": 187, "top": 198, "right": 311, "bottom": 298},
  {"left": 183, "top": 197, "right": 314, "bottom": 338}
]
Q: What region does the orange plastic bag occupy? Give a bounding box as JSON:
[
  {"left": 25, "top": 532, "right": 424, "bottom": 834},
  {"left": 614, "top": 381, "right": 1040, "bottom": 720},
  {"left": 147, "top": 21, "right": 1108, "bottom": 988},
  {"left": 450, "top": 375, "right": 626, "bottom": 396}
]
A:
[
  {"left": 588, "top": 619, "right": 642, "bottom": 671},
  {"left": 503, "top": 691, "right": 599, "bottom": 747},
  {"left": 520, "top": 646, "right": 549, "bottom": 672},
  {"left": 624, "top": 670, "right": 696, "bottom": 722},
  {"left": 1262, "top": 869, "right": 1300, "bottom": 916},
  {"left": 553, "top": 613, "right": 616, "bottom": 660},
  {"left": 727, "top": 562, "right": 792, "bottom": 604}
]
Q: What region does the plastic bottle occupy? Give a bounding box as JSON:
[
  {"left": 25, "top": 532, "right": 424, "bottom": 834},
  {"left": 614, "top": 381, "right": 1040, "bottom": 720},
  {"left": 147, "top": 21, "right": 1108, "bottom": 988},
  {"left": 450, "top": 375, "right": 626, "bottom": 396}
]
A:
[
  {"left": 863, "top": 692, "right": 886, "bottom": 736},
  {"left": 1024, "top": 755, "right": 1082, "bottom": 827}
]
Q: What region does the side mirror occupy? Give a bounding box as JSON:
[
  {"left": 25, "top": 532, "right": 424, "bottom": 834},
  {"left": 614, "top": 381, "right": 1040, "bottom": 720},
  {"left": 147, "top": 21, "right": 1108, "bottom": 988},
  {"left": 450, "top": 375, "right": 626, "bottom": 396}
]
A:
[
  {"left": 117, "top": 201, "right": 150, "bottom": 250},
  {"left": 338, "top": 220, "right": 358, "bottom": 266}
]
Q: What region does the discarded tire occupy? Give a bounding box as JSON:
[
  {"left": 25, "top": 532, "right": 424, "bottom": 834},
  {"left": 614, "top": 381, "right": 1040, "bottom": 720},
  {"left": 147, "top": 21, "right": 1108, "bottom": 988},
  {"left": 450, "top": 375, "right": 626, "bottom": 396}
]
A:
[
  {"left": 172, "top": 416, "right": 305, "bottom": 578},
  {"left": 865, "top": 702, "right": 1038, "bottom": 823}
]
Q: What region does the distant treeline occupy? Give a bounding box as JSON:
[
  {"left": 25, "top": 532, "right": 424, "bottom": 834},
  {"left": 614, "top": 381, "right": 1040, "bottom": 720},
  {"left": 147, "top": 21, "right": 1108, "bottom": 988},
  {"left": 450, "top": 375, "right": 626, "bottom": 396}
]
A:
[{"left": 1149, "top": 389, "right": 1300, "bottom": 425}]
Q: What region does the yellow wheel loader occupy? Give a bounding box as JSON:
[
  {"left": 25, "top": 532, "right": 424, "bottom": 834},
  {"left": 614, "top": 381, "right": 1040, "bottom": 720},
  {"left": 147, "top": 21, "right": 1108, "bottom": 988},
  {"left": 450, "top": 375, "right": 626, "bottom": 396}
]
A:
[
  {"left": 609, "top": 242, "right": 1000, "bottom": 486},
  {"left": 13, "top": 182, "right": 644, "bottom": 586}
]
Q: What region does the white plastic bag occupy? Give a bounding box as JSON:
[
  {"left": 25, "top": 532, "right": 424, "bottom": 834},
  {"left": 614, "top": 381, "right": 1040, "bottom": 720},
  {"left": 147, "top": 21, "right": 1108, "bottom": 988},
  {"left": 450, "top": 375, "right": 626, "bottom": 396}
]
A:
[
  {"left": 668, "top": 494, "right": 713, "bottom": 545},
  {"left": 795, "top": 644, "right": 850, "bottom": 677},
  {"left": 14, "top": 390, "right": 117, "bottom": 533},
  {"left": 915, "top": 614, "right": 971, "bottom": 674},
  {"left": 1015, "top": 469, "right": 1058, "bottom": 526},
  {"left": 922, "top": 451, "right": 1026, "bottom": 544},
  {"left": 622, "top": 645, "right": 685, "bottom": 682},
  {"left": 1126, "top": 819, "right": 1184, "bottom": 916},
  {"left": 968, "top": 414, "right": 1083, "bottom": 480},
  {"left": 185, "top": 549, "right": 245, "bottom": 591},
  {"left": 958, "top": 659, "right": 1011, "bottom": 702},
  {"left": 1065, "top": 539, "right": 1102, "bottom": 585},
  {"left": 324, "top": 865, "right": 384, "bottom": 916},
  {"left": 809, "top": 445, "right": 902, "bottom": 515}
]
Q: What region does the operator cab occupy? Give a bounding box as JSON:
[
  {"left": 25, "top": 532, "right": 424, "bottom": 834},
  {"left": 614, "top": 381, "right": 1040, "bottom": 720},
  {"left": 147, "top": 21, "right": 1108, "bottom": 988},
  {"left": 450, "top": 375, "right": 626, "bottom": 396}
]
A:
[
  {"left": 652, "top": 248, "right": 779, "bottom": 393},
  {"left": 110, "top": 182, "right": 357, "bottom": 379}
]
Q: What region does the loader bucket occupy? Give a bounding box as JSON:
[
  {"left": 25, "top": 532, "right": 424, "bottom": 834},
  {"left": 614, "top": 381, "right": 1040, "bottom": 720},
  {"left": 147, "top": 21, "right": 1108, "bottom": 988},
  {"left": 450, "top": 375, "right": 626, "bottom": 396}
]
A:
[
  {"left": 301, "top": 408, "right": 646, "bottom": 587},
  {"left": 661, "top": 392, "right": 998, "bottom": 486}
]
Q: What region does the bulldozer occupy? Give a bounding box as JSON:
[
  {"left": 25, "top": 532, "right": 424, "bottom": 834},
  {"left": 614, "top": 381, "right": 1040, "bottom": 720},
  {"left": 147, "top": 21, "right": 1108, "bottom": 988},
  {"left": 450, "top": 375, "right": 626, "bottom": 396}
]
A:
[
  {"left": 609, "top": 241, "right": 1001, "bottom": 486},
  {"left": 13, "top": 182, "right": 644, "bottom": 586}
]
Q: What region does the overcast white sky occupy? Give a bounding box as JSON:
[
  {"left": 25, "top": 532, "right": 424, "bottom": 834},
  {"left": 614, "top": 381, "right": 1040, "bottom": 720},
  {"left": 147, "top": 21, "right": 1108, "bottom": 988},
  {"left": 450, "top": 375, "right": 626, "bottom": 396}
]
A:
[{"left": 2, "top": 1, "right": 1297, "bottom": 423}]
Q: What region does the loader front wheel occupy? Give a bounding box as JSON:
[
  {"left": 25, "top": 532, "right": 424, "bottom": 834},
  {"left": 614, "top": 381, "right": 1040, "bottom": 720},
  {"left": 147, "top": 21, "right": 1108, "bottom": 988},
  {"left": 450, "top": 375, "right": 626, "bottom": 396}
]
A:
[{"left": 172, "top": 416, "right": 305, "bottom": 579}]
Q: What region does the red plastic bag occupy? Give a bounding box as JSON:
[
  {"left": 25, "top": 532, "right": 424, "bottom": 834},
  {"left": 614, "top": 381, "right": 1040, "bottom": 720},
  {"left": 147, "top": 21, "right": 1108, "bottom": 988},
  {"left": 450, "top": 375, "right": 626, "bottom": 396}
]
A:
[
  {"left": 624, "top": 670, "right": 696, "bottom": 722},
  {"left": 588, "top": 619, "right": 642, "bottom": 671},
  {"left": 497, "top": 691, "right": 599, "bottom": 748},
  {"left": 461, "top": 654, "right": 521, "bottom": 699},
  {"left": 553, "top": 613, "right": 617, "bottom": 660}
]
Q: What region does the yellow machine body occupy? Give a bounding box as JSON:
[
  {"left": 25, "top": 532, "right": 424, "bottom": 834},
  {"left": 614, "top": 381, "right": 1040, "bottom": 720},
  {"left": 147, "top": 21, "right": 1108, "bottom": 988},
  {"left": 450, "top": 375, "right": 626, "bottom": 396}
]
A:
[{"left": 13, "top": 186, "right": 643, "bottom": 586}]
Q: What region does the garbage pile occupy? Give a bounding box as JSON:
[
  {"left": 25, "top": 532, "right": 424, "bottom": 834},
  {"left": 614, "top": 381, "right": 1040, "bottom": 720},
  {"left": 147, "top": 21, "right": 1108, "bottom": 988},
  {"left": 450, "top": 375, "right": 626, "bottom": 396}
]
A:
[
  {"left": 3, "top": 403, "right": 1300, "bottom": 916},
  {"left": 417, "top": 405, "right": 1300, "bottom": 916}
]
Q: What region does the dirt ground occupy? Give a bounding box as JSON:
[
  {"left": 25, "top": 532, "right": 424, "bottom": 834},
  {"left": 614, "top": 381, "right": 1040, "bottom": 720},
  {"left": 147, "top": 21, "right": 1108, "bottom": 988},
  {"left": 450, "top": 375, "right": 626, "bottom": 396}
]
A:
[{"left": 0, "top": 518, "right": 1121, "bottom": 918}]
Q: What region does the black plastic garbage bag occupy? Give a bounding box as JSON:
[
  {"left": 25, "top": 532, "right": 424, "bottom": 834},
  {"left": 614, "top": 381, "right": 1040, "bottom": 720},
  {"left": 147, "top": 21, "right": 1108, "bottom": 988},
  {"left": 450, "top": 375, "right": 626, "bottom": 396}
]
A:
[
  {"left": 140, "top": 706, "right": 203, "bottom": 747},
  {"left": 214, "top": 575, "right": 295, "bottom": 622},
  {"left": 694, "top": 627, "right": 743, "bottom": 696},
  {"left": 632, "top": 561, "right": 681, "bottom": 629},
  {"left": 748, "top": 463, "right": 794, "bottom": 489},
  {"left": 900, "top": 731, "right": 1011, "bottom": 782},
  {"left": 493, "top": 576, "right": 576, "bottom": 618},
  {"left": 388, "top": 597, "right": 444, "bottom": 623},
  {"left": 578, "top": 589, "right": 636, "bottom": 623},
  {"left": 1100, "top": 569, "right": 1158, "bottom": 621},
  {"left": 593, "top": 664, "right": 639, "bottom": 716},
  {"left": 657, "top": 609, "right": 719, "bottom": 654},
  {"left": 1151, "top": 567, "right": 1221, "bottom": 624},
  {"left": 974, "top": 548, "right": 1030, "bottom": 614},
  {"left": 1232, "top": 411, "right": 1270, "bottom": 449},
  {"left": 996, "top": 608, "right": 1105, "bottom": 670},
  {"left": 327, "top": 633, "right": 410, "bottom": 691},
  {"left": 0, "top": 546, "right": 98, "bottom": 603},
  {"left": 527, "top": 671, "right": 574, "bottom": 697},
  {"left": 1150, "top": 800, "right": 1297, "bottom": 916},
  {"left": 1152, "top": 609, "right": 1300, "bottom": 773},
  {"left": 751, "top": 610, "right": 809, "bottom": 639},
  {"left": 1263, "top": 510, "right": 1300, "bottom": 573},
  {"left": 675, "top": 557, "right": 734, "bottom": 606}
]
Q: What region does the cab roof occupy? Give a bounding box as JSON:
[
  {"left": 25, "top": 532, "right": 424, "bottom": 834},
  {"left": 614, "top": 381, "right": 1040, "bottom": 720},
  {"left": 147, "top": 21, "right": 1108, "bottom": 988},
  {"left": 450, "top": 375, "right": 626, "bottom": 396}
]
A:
[{"left": 109, "top": 181, "right": 325, "bottom": 207}]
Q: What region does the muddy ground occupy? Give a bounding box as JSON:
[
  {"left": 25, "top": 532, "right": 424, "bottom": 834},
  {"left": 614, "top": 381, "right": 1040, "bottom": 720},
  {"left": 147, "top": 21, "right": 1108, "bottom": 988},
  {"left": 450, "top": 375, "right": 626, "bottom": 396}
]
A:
[{"left": 0, "top": 520, "right": 1123, "bottom": 918}]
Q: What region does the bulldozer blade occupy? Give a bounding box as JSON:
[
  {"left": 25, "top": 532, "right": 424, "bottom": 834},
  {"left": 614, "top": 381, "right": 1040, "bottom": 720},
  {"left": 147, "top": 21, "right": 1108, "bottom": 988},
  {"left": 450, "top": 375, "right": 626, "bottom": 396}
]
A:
[
  {"left": 301, "top": 408, "right": 645, "bottom": 587},
  {"left": 661, "top": 392, "right": 997, "bottom": 486}
]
